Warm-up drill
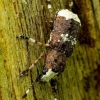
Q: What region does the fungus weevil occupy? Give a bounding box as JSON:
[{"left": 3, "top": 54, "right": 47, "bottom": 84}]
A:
[{"left": 17, "top": 9, "right": 81, "bottom": 98}]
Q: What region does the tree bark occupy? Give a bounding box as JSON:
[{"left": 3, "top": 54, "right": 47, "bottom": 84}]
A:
[
  {"left": 72, "top": 0, "right": 100, "bottom": 100},
  {"left": 0, "top": 0, "right": 100, "bottom": 100}
]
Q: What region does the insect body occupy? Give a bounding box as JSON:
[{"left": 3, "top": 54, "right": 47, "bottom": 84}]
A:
[
  {"left": 40, "top": 9, "right": 81, "bottom": 82},
  {"left": 17, "top": 9, "right": 81, "bottom": 98}
]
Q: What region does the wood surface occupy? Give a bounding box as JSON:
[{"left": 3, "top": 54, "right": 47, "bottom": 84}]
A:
[{"left": 0, "top": 0, "right": 100, "bottom": 100}]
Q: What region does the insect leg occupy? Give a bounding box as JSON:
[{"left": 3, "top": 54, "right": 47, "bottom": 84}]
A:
[
  {"left": 20, "top": 52, "right": 45, "bottom": 77},
  {"left": 16, "top": 35, "right": 49, "bottom": 48},
  {"left": 22, "top": 73, "right": 42, "bottom": 98},
  {"left": 22, "top": 80, "right": 36, "bottom": 98}
]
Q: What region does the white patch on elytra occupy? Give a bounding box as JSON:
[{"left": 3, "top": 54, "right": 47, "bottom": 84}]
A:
[
  {"left": 57, "top": 9, "right": 81, "bottom": 25},
  {"left": 57, "top": 39, "right": 61, "bottom": 42},
  {"left": 61, "top": 34, "right": 69, "bottom": 42},
  {"left": 41, "top": 69, "right": 58, "bottom": 82},
  {"left": 61, "top": 34, "right": 77, "bottom": 45},
  {"left": 71, "top": 38, "right": 77, "bottom": 45}
]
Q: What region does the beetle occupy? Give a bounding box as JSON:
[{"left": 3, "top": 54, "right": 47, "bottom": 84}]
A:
[{"left": 17, "top": 9, "right": 81, "bottom": 98}]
